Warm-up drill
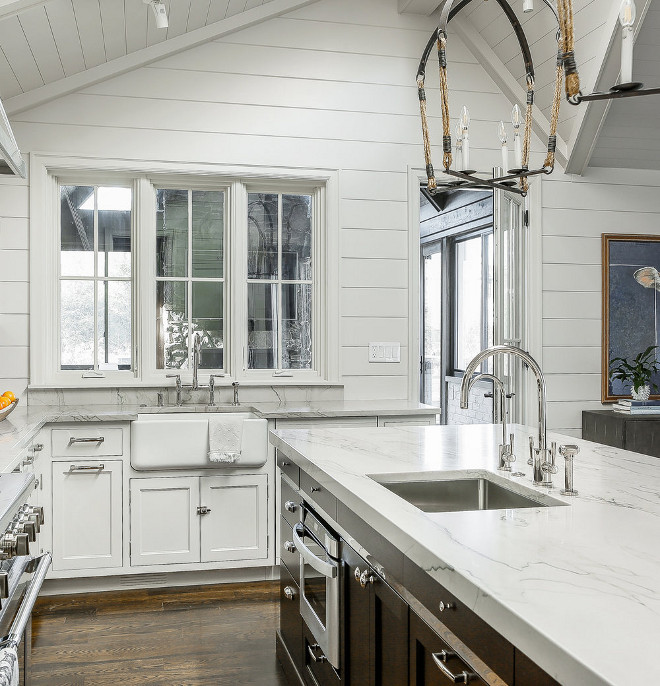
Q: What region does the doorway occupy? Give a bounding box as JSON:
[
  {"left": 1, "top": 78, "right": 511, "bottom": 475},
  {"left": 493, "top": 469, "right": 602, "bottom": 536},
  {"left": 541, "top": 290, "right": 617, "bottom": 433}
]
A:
[{"left": 420, "top": 186, "right": 525, "bottom": 425}]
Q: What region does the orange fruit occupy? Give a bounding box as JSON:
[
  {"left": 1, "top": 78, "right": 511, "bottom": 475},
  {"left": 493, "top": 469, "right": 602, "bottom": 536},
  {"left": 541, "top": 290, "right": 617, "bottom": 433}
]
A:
[
  {"left": 2, "top": 391, "right": 15, "bottom": 403},
  {"left": 0, "top": 398, "right": 10, "bottom": 410}
]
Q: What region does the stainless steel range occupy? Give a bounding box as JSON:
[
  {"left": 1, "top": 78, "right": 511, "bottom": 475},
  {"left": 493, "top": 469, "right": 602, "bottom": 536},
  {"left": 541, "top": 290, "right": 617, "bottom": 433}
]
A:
[{"left": 0, "top": 472, "right": 51, "bottom": 686}]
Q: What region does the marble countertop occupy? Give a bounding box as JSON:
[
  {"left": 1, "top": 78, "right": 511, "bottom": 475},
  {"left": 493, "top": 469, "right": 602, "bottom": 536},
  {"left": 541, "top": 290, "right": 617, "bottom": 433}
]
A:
[
  {"left": 0, "top": 400, "right": 437, "bottom": 473},
  {"left": 270, "top": 422, "right": 660, "bottom": 686}
]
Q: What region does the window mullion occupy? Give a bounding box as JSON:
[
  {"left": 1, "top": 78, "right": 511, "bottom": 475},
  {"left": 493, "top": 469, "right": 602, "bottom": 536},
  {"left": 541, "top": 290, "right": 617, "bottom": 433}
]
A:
[
  {"left": 93, "top": 186, "right": 99, "bottom": 371},
  {"left": 187, "top": 189, "right": 193, "bottom": 368},
  {"left": 277, "top": 193, "right": 283, "bottom": 370}
]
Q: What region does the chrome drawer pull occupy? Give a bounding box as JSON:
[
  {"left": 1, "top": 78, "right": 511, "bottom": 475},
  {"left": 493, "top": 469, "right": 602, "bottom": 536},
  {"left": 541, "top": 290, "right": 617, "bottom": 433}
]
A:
[
  {"left": 68, "top": 464, "right": 105, "bottom": 472},
  {"left": 284, "top": 541, "right": 297, "bottom": 553},
  {"left": 284, "top": 501, "right": 298, "bottom": 513},
  {"left": 307, "top": 644, "right": 327, "bottom": 663},
  {"left": 68, "top": 437, "right": 105, "bottom": 446},
  {"left": 431, "top": 651, "right": 475, "bottom": 683}
]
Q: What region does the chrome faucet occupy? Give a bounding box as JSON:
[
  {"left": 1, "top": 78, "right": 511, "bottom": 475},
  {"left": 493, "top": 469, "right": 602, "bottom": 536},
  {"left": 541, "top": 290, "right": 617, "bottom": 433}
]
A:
[
  {"left": 460, "top": 345, "right": 553, "bottom": 486},
  {"left": 192, "top": 333, "right": 202, "bottom": 391},
  {"left": 466, "top": 373, "right": 515, "bottom": 471},
  {"left": 231, "top": 381, "right": 240, "bottom": 406},
  {"left": 166, "top": 374, "right": 183, "bottom": 406}
]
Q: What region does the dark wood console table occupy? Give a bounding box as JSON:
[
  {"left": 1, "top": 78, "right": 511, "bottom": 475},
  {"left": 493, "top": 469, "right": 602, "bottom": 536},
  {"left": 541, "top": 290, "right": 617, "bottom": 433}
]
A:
[{"left": 582, "top": 410, "right": 660, "bottom": 458}]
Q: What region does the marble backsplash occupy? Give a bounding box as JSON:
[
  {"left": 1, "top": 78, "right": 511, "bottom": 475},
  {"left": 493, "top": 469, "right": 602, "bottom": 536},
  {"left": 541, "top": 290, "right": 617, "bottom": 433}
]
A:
[{"left": 27, "top": 384, "right": 344, "bottom": 407}]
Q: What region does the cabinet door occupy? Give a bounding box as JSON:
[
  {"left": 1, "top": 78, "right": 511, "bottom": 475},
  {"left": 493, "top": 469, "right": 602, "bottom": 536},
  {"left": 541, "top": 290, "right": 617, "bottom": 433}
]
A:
[
  {"left": 409, "top": 611, "right": 485, "bottom": 686},
  {"left": 130, "top": 477, "right": 200, "bottom": 566},
  {"left": 343, "top": 543, "right": 409, "bottom": 686},
  {"left": 52, "top": 460, "right": 122, "bottom": 571},
  {"left": 372, "top": 574, "right": 408, "bottom": 686},
  {"left": 200, "top": 474, "right": 268, "bottom": 563},
  {"left": 343, "top": 544, "right": 371, "bottom": 686}
]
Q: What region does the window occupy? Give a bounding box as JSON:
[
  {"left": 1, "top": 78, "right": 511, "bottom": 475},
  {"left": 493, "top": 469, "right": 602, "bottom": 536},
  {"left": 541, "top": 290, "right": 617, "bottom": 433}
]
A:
[
  {"left": 59, "top": 185, "right": 132, "bottom": 372},
  {"left": 31, "top": 161, "right": 335, "bottom": 388},
  {"left": 247, "top": 193, "right": 313, "bottom": 371},
  {"left": 155, "top": 189, "right": 226, "bottom": 370}
]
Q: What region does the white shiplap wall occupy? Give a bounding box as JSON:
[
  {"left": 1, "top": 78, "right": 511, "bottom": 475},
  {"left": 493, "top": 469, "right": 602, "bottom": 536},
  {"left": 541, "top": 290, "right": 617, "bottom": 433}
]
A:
[
  {"left": 5, "top": 0, "right": 522, "bottom": 401},
  {"left": 0, "top": 175, "right": 29, "bottom": 397},
  {"left": 542, "top": 167, "right": 660, "bottom": 436}
]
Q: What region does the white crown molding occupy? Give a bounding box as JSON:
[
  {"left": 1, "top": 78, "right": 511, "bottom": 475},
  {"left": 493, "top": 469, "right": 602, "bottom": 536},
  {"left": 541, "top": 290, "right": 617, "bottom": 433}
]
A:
[{"left": 5, "top": 0, "right": 320, "bottom": 116}]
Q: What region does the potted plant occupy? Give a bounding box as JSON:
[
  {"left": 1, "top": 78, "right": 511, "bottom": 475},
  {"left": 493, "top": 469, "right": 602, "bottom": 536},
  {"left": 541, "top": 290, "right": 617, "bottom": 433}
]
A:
[{"left": 609, "top": 345, "right": 660, "bottom": 400}]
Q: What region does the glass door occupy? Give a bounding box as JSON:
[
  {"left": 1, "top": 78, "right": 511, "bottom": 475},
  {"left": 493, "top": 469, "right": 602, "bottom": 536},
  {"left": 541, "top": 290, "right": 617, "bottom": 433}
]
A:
[{"left": 421, "top": 243, "right": 442, "bottom": 407}]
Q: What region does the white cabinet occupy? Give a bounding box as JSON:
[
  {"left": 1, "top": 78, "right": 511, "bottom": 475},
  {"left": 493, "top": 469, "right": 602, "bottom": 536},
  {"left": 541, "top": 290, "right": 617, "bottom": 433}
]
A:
[
  {"left": 129, "top": 476, "right": 200, "bottom": 566},
  {"left": 201, "top": 474, "right": 268, "bottom": 562},
  {"left": 52, "top": 460, "right": 123, "bottom": 571},
  {"left": 130, "top": 474, "right": 268, "bottom": 566}
]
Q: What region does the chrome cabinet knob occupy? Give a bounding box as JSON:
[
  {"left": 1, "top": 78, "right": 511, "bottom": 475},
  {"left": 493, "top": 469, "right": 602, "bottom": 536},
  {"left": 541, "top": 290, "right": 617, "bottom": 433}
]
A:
[
  {"left": 284, "top": 541, "right": 296, "bottom": 553},
  {"left": 359, "top": 570, "right": 374, "bottom": 588},
  {"left": 283, "top": 586, "right": 296, "bottom": 601},
  {"left": 438, "top": 600, "right": 455, "bottom": 612},
  {"left": 284, "top": 501, "right": 297, "bottom": 513},
  {"left": 354, "top": 567, "right": 361, "bottom": 582}
]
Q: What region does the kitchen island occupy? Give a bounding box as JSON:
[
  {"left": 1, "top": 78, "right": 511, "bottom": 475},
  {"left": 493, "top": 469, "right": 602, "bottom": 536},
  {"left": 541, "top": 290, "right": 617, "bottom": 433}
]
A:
[{"left": 270, "top": 422, "right": 659, "bottom": 686}]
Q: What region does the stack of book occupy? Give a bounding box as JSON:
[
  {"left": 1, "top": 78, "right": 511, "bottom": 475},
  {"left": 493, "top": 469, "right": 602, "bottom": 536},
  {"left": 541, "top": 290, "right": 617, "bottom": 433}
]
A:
[{"left": 613, "top": 399, "right": 660, "bottom": 414}]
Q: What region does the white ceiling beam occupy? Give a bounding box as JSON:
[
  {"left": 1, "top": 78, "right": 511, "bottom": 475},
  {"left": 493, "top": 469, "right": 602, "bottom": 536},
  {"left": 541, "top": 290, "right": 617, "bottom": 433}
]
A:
[
  {"left": 451, "top": 15, "right": 569, "bottom": 168},
  {"left": 5, "top": 0, "right": 320, "bottom": 116},
  {"left": 565, "top": 0, "right": 653, "bottom": 175},
  {"left": 398, "top": 0, "right": 444, "bottom": 15}
]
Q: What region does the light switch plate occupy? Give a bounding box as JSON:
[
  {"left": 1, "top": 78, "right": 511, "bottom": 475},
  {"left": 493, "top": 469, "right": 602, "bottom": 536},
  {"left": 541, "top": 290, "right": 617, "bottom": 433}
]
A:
[{"left": 368, "top": 342, "right": 401, "bottom": 363}]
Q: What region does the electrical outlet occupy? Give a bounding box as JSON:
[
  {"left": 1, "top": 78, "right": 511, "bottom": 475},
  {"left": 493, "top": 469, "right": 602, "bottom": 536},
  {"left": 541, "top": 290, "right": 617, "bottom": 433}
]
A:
[{"left": 368, "top": 342, "right": 401, "bottom": 363}]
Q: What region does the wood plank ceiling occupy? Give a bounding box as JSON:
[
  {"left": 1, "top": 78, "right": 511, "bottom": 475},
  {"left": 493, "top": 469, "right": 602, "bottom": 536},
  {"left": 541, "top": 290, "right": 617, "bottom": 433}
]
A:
[
  {"left": 0, "top": 0, "right": 275, "bottom": 100},
  {"left": 590, "top": 0, "right": 660, "bottom": 169}
]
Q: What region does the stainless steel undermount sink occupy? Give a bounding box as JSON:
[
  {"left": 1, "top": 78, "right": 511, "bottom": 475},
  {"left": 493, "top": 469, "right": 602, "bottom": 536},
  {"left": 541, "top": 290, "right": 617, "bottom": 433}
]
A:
[{"left": 370, "top": 473, "right": 567, "bottom": 513}]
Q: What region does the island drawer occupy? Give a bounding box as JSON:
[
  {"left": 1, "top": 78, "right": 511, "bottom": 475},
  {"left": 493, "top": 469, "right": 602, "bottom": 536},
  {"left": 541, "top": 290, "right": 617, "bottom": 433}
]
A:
[
  {"left": 280, "top": 517, "right": 299, "bottom": 582},
  {"left": 280, "top": 564, "right": 303, "bottom": 673},
  {"left": 52, "top": 427, "right": 124, "bottom": 457},
  {"left": 281, "top": 477, "right": 301, "bottom": 529},
  {"left": 300, "top": 470, "right": 337, "bottom": 521},
  {"left": 404, "top": 559, "right": 514, "bottom": 685},
  {"left": 277, "top": 450, "right": 300, "bottom": 486}
]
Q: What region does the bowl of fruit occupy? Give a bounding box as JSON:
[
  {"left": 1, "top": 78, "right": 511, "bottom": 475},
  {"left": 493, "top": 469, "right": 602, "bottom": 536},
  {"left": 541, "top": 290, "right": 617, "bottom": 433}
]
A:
[{"left": 0, "top": 392, "right": 18, "bottom": 422}]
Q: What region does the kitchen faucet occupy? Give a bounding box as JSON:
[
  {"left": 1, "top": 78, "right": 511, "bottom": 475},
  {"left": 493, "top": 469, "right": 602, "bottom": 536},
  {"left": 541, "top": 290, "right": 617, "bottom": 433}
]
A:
[
  {"left": 466, "top": 372, "right": 515, "bottom": 471},
  {"left": 192, "top": 333, "right": 201, "bottom": 390},
  {"left": 460, "top": 345, "right": 554, "bottom": 486}
]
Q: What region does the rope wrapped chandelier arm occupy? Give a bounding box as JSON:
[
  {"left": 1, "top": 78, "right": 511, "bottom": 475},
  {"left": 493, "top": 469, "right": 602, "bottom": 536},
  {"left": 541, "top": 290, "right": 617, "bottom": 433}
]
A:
[{"left": 417, "top": 0, "right": 564, "bottom": 196}]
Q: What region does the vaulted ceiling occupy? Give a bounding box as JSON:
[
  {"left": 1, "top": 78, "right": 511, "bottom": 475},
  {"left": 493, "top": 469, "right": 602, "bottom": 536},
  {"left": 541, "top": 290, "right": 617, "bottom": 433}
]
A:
[{"left": 0, "top": 0, "right": 317, "bottom": 114}]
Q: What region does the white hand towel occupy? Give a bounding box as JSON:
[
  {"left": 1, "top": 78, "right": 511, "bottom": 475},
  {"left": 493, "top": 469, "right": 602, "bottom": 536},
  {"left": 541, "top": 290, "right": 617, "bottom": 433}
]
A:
[
  {"left": 0, "top": 646, "right": 18, "bottom": 686},
  {"left": 208, "top": 415, "right": 243, "bottom": 463}
]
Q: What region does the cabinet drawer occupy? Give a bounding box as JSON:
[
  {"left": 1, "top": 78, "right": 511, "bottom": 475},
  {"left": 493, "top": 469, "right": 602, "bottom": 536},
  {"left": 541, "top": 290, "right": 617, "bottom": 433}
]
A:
[
  {"left": 280, "top": 517, "right": 300, "bottom": 582},
  {"left": 277, "top": 450, "right": 300, "bottom": 486},
  {"left": 404, "top": 559, "right": 514, "bottom": 684},
  {"left": 302, "top": 621, "right": 340, "bottom": 686},
  {"left": 52, "top": 428, "right": 124, "bottom": 457},
  {"left": 282, "top": 477, "right": 302, "bottom": 529},
  {"left": 300, "top": 470, "right": 337, "bottom": 521},
  {"left": 280, "top": 563, "right": 303, "bottom": 674},
  {"left": 409, "top": 610, "right": 488, "bottom": 686}
]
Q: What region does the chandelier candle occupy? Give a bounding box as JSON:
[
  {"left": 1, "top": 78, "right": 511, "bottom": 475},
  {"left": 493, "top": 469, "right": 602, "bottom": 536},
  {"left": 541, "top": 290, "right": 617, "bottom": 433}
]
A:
[
  {"left": 460, "top": 106, "right": 470, "bottom": 170},
  {"left": 498, "top": 121, "right": 508, "bottom": 173},
  {"left": 619, "top": 0, "right": 636, "bottom": 85},
  {"left": 511, "top": 104, "right": 522, "bottom": 169},
  {"left": 455, "top": 121, "right": 463, "bottom": 159}
]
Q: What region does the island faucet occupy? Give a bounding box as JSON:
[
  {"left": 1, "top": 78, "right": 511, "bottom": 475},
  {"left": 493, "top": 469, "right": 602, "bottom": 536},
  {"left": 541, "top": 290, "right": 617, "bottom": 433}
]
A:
[
  {"left": 460, "top": 345, "right": 552, "bottom": 486},
  {"left": 466, "top": 372, "right": 515, "bottom": 471}
]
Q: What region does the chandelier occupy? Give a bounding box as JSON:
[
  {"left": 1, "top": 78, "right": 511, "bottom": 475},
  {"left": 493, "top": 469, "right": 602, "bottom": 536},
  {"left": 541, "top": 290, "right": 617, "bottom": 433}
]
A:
[{"left": 417, "top": 0, "right": 660, "bottom": 198}]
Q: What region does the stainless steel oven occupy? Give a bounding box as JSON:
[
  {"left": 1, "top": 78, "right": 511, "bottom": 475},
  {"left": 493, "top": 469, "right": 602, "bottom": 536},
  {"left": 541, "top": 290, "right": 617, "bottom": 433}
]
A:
[
  {"left": 293, "top": 503, "right": 340, "bottom": 669},
  {"left": 0, "top": 553, "right": 51, "bottom": 686}
]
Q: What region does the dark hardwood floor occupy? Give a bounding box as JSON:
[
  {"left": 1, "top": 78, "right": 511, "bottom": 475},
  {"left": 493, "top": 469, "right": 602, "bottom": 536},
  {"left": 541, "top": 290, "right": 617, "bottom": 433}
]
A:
[{"left": 31, "top": 581, "right": 289, "bottom": 686}]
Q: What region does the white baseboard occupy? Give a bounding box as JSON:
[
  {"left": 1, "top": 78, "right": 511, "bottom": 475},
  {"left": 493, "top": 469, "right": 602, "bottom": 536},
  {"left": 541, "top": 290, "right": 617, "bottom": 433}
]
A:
[{"left": 41, "top": 565, "right": 281, "bottom": 596}]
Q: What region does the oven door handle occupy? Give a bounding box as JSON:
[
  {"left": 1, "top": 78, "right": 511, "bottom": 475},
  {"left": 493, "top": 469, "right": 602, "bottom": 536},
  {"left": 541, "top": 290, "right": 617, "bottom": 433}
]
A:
[
  {"left": 293, "top": 523, "right": 337, "bottom": 579},
  {"left": 1, "top": 552, "right": 52, "bottom": 650}
]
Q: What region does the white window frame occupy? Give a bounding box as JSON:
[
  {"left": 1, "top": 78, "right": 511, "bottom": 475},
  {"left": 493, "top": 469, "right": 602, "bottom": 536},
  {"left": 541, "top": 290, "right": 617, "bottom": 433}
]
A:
[{"left": 29, "top": 154, "right": 339, "bottom": 388}]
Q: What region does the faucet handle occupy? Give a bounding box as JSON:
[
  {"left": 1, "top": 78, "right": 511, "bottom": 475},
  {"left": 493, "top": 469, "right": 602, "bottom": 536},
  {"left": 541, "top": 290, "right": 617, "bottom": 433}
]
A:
[
  {"left": 559, "top": 444, "right": 580, "bottom": 460},
  {"left": 542, "top": 441, "right": 558, "bottom": 475},
  {"left": 559, "top": 444, "right": 579, "bottom": 496},
  {"left": 527, "top": 436, "right": 535, "bottom": 466},
  {"left": 166, "top": 373, "right": 181, "bottom": 385}
]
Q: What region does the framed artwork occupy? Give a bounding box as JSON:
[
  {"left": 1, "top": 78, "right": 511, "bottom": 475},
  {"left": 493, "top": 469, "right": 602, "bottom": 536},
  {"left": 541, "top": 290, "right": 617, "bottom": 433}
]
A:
[{"left": 602, "top": 234, "right": 660, "bottom": 402}]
